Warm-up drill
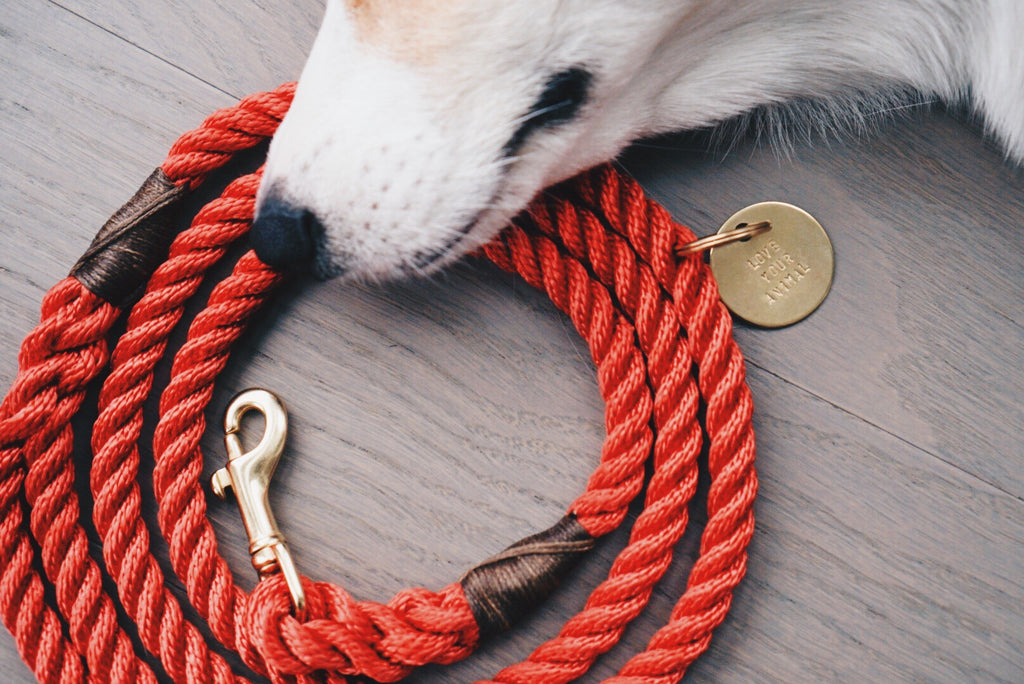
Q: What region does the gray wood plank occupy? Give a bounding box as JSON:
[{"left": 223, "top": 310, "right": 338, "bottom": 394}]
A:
[
  {"left": 55, "top": 0, "right": 321, "bottom": 99},
  {"left": 0, "top": 0, "right": 234, "bottom": 330},
  {"left": 1, "top": 1, "right": 1022, "bottom": 682}
]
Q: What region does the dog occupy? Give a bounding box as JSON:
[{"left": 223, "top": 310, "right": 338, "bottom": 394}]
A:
[{"left": 251, "top": 0, "right": 1023, "bottom": 281}]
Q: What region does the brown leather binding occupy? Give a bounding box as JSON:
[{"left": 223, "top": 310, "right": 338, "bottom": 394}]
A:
[
  {"left": 460, "top": 514, "right": 595, "bottom": 637},
  {"left": 71, "top": 168, "right": 187, "bottom": 307}
]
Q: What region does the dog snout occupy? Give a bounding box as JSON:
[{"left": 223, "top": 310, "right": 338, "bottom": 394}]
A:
[{"left": 251, "top": 196, "right": 324, "bottom": 271}]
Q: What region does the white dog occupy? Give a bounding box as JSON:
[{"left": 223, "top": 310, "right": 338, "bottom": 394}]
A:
[{"left": 252, "top": 0, "right": 1023, "bottom": 280}]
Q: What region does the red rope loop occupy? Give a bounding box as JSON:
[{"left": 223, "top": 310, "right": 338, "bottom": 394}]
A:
[
  {"left": 240, "top": 577, "right": 477, "bottom": 681},
  {"left": 0, "top": 84, "right": 757, "bottom": 683}
]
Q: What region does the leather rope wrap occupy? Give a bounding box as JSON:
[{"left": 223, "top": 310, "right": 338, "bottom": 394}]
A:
[
  {"left": 460, "top": 515, "right": 595, "bottom": 638},
  {"left": 0, "top": 83, "right": 757, "bottom": 684},
  {"left": 70, "top": 168, "right": 188, "bottom": 307}
]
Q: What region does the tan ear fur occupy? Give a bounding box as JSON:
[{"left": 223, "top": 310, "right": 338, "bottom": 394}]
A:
[{"left": 343, "top": 0, "right": 465, "bottom": 64}]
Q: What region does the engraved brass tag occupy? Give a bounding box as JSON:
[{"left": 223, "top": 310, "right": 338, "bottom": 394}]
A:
[{"left": 710, "top": 202, "right": 834, "bottom": 328}]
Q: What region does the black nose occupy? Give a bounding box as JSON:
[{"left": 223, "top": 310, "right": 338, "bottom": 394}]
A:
[{"left": 251, "top": 196, "right": 322, "bottom": 270}]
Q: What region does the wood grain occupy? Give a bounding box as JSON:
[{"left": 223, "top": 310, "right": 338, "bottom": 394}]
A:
[{"left": 1, "top": 1, "right": 1022, "bottom": 682}]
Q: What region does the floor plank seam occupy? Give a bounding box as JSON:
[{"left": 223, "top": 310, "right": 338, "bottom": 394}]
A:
[
  {"left": 45, "top": 0, "right": 240, "bottom": 101},
  {"left": 747, "top": 360, "right": 1023, "bottom": 503}
]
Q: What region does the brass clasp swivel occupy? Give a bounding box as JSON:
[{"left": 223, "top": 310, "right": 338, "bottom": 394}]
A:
[{"left": 212, "top": 388, "right": 307, "bottom": 619}]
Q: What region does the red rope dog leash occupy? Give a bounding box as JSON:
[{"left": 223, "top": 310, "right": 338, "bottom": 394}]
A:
[{"left": 0, "top": 84, "right": 756, "bottom": 683}]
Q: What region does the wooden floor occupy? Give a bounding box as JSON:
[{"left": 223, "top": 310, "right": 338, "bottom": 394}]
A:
[{"left": 1, "top": 2, "right": 1022, "bottom": 682}]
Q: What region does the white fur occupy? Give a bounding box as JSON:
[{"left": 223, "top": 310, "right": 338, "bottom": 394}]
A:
[{"left": 258, "top": 0, "right": 1023, "bottom": 281}]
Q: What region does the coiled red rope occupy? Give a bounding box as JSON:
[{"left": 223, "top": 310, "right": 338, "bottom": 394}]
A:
[{"left": 0, "top": 83, "right": 756, "bottom": 683}]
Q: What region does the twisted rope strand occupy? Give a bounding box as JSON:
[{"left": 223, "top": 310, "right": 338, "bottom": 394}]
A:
[
  {"left": 91, "top": 173, "right": 269, "bottom": 683},
  {"left": 0, "top": 281, "right": 151, "bottom": 683},
  {"left": 569, "top": 167, "right": 758, "bottom": 681},
  {"left": 162, "top": 84, "right": 295, "bottom": 189},
  {"left": 480, "top": 209, "right": 703, "bottom": 683}
]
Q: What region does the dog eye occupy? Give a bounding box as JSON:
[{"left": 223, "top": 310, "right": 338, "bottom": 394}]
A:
[{"left": 506, "top": 67, "right": 592, "bottom": 154}]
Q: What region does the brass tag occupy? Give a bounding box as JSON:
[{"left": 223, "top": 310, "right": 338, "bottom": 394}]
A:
[{"left": 709, "top": 202, "right": 834, "bottom": 328}]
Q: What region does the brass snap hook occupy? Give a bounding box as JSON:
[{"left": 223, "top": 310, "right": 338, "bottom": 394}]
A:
[{"left": 212, "top": 388, "right": 307, "bottom": 620}]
